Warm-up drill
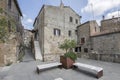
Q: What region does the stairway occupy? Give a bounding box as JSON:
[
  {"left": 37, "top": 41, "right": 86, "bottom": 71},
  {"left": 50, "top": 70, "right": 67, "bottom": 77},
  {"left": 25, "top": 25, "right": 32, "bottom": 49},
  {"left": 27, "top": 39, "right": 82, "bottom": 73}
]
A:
[{"left": 34, "top": 41, "right": 42, "bottom": 61}]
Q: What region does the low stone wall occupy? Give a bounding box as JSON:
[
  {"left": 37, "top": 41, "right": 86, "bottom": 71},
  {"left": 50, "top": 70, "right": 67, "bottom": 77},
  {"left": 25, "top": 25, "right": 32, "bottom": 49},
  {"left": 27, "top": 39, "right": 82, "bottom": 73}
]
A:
[
  {"left": 0, "top": 39, "right": 17, "bottom": 66},
  {"left": 77, "top": 53, "right": 120, "bottom": 63}
]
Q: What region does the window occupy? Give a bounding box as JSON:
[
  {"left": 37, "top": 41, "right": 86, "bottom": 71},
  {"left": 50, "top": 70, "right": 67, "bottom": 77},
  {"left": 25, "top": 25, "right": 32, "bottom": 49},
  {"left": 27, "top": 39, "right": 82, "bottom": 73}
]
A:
[
  {"left": 76, "top": 19, "right": 78, "bottom": 24},
  {"left": 75, "top": 47, "right": 78, "bottom": 52},
  {"left": 54, "top": 28, "right": 61, "bottom": 36},
  {"left": 78, "top": 47, "right": 81, "bottom": 52},
  {"left": 8, "top": 0, "right": 12, "bottom": 9},
  {"left": 68, "top": 30, "right": 71, "bottom": 37},
  {"left": 81, "top": 37, "right": 85, "bottom": 44},
  {"left": 69, "top": 16, "right": 73, "bottom": 22},
  {"left": 8, "top": 21, "right": 11, "bottom": 32},
  {"left": 84, "top": 48, "right": 88, "bottom": 53},
  {"left": 75, "top": 30, "right": 77, "bottom": 35},
  {"left": 75, "top": 47, "right": 81, "bottom": 52}
]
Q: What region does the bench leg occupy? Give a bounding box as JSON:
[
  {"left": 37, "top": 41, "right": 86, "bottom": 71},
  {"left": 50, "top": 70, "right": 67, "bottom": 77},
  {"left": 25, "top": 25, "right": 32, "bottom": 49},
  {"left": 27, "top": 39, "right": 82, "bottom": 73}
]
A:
[
  {"left": 58, "top": 65, "right": 62, "bottom": 69},
  {"left": 37, "top": 68, "right": 40, "bottom": 74},
  {"left": 96, "top": 70, "right": 103, "bottom": 78},
  {"left": 72, "top": 65, "right": 78, "bottom": 69}
]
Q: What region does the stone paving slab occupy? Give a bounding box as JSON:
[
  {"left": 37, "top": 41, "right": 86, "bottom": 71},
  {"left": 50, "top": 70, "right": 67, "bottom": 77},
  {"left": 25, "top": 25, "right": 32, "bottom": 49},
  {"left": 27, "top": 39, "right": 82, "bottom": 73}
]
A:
[{"left": 0, "top": 58, "right": 120, "bottom": 80}]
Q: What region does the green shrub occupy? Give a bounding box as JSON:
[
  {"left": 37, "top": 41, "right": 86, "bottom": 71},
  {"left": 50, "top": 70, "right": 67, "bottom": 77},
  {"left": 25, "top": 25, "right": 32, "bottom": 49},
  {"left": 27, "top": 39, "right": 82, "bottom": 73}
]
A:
[
  {"left": 59, "top": 39, "right": 77, "bottom": 61},
  {"left": 59, "top": 39, "right": 76, "bottom": 53},
  {"left": 6, "top": 62, "right": 12, "bottom": 66},
  {"left": 64, "top": 52, "right": 77, "bottom": 61}
]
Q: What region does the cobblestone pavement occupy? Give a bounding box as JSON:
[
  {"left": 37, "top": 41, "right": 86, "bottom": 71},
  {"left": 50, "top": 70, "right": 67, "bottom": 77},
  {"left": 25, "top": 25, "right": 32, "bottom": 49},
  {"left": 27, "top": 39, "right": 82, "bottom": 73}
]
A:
[{"left": 0, "top": 58, "right": 120, "bottom": 80}]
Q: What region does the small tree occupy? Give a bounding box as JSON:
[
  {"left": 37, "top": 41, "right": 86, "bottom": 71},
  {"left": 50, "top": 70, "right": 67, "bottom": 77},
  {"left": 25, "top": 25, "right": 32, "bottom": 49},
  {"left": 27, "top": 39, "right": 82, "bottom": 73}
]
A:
[
  {"left": 59, "top": 39, "right": 77, "bottom": 61},
  {"left": 59, "top": 39, "right": 70, "bottom": 53}
]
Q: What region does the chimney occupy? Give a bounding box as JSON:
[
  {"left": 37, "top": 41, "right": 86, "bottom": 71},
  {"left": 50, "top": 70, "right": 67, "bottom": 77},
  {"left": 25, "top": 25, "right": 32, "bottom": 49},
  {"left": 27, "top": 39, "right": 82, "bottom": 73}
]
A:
[
  {"left": 112, "top": 16, "right": 114, "bottom": 18},
  {"left": 102, "top": 15, "right": 105, "bottom": 20}
]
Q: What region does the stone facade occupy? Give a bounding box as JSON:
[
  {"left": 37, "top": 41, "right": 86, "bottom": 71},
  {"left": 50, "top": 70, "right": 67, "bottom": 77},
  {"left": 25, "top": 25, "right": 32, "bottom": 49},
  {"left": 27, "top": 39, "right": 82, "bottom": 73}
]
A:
[
  {"left": 77, "top": 18, "right": 120, "bottom": 63},
  {"left": 101, "top": 17, "right": 120, "bottom": 31},
  {"left": 91, "top": 31, "right": 120, "bottom": 55},
  {"left": 77, "top": 21, "right": 100, "bottom": 55},
  {"left": 24, "top": 29, "right": 33, "bottom": 48},
  {"left": 33, "top": 3, "right": 81, "bottom": 61},
  {"left": 0, "top": 0, "right": 23, "bottom": 66}
]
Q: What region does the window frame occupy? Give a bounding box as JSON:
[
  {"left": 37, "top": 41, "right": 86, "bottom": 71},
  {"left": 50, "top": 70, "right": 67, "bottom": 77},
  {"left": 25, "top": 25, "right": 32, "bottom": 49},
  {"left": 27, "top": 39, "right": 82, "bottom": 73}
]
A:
[
  {"left": 69, "top": 16, "right": 73, "bottom": 22},
  {"left": 54, "top": 28, "right": 61, "bottom": 36},
  {"left": 68, "top": 30, "right": 72, "bottom": 37},
  {"left": 84, "top": 48, "right": 88, "bottom": 53},
  {"left": 76, "top": 19, "right": 78, "bottom": 24},
  {"left": 81, "top": 37, "right": 85, "bottom": 44}
]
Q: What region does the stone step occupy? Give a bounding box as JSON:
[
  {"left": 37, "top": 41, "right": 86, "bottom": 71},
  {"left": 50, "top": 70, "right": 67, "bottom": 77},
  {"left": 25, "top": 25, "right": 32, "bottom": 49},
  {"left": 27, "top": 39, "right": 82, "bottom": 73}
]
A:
[{"left": 34, "top": 41, "right": 42, "bottom": 61}]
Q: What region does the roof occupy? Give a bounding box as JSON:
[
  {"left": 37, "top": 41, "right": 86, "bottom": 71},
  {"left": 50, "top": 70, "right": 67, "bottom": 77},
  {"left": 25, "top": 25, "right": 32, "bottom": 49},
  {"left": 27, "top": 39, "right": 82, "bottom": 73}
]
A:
[
  {"left": 77, "top": 20, "right": 96, "bottom": 28},
  {"left": 33, "top": 5, "right": 45, "bottom": 26},
  {"left": 64, "top": 6, "right": 81, "bottom": 18},
  {"left": 14, "top": 0, "right": 22, "bottom": 16},
  {"left": 101, "top": 17, "right": 120, "bottom": 22},
  {"left": 33, "top": 4, "right": 81, "bottom": 26},
  {"left": 91, "top": 29, "right": 120, "bottom": 37}
]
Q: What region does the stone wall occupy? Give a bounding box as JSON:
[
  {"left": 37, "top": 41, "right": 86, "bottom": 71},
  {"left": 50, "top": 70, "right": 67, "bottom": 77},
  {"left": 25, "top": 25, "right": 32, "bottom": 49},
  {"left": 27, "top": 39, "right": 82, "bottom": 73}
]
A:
[
  {"left": 101, "top": 17, "right": 120, "bottom": 31},
  {"left": 0, "top": 0, "right": 23, "bottom": 66},
  {"left": 0, "top": 38, "right": 17, "bottom": 66},
  {"left": 77, "top": 53, "right": 120, "bottom": 63},
  {"left": 43, "top": 5, "right": 80, "bottom": 61},
  {"left": 77, "top": 19, "right": 120, "bottom": 63},
  {"left": 91, "top": 32, "right": 120, "bottom": 55},
  {"left": 24, "top": 30, "right": 33, "bottom": 48},
  {"left": 77, "top": 21, "right": 100, "bottom": 54},
  {"left": 34, "top": 5, "right": 81, "bottom": 61}
]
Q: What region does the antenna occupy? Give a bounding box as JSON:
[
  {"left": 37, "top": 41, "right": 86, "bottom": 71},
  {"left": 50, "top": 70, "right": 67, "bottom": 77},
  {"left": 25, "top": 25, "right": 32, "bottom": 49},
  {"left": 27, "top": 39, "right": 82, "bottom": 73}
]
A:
[
  {"left": 61, "top": 0, "right": 62, "bottom": 3},
  {"left": 118, "top": 9, "right": 120, "bottom": 17}
]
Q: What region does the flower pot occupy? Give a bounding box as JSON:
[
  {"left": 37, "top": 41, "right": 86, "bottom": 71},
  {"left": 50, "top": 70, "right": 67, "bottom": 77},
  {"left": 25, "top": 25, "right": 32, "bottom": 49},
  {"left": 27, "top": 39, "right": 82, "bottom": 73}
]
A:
[{"left": 60, "top": 56, "right": 75, "bottom": 69}]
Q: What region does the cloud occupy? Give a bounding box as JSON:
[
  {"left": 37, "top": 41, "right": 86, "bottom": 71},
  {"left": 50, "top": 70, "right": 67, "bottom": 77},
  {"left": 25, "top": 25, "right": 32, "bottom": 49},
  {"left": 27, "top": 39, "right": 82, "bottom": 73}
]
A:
[
  {"left": 23, "top": 14, "right": 27, "bottom": 18},
  {"left": 106, "top": 11, "right": 120, "bottom": 19},
  {"left": 81, "top": 0, "right": 120, "bottom": 16},
  {"left": 27, "top": 18, "right": 33, "bottom": 23},
  {"left": 21, "top": 14, "right": 34, "bottom": 30}
]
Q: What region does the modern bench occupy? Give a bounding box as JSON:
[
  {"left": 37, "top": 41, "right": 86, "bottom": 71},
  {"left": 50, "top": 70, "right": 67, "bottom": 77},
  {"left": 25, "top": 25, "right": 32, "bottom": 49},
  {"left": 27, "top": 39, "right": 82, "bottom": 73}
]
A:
[
  {"left": 73, "top": 62, "right": 103, "bottom": 78},
  {"left": 37, "top": 62, "right": 62, "bottom": 74}
]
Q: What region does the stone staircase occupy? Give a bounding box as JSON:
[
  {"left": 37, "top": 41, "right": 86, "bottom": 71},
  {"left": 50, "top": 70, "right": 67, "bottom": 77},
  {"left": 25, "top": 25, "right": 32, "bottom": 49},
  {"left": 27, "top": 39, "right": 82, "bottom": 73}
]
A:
[{"left": 34, "top": 41, "right": 42, "bottom": 61}]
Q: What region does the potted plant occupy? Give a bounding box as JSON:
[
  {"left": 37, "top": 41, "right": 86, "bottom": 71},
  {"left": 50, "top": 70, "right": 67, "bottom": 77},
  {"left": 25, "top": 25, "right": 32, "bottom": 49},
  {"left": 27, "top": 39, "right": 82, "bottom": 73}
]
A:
[{"left": 59, "top": 39, "right": 77, "bottom": 69}]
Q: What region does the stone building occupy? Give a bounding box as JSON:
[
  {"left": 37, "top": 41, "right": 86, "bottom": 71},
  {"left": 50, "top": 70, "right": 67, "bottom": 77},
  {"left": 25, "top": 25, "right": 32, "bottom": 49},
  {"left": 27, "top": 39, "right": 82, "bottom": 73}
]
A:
[
  {"left": 77, "top": 17, "right": 120, "bottom": 63},
  {"left": 76, "top": 20, "right": 100, "bottom": 55},
  {"left": 0, "top": 0, "right": 23, "bottom": 66},
  {"left": 24, "top": 29, "right": 33, "bottom": 48},
  {"left": 101, "top": 17, "right": 120, "bottom": 31},
  {"left": 33, "top": 2, "right": 81, "bottom": 61}
]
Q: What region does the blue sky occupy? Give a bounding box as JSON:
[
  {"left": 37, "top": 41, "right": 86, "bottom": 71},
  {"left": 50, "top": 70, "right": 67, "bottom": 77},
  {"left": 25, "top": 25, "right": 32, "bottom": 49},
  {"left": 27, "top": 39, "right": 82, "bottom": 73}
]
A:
[{"left": 18, "top": 0, "right": 120, "bottom": 30}]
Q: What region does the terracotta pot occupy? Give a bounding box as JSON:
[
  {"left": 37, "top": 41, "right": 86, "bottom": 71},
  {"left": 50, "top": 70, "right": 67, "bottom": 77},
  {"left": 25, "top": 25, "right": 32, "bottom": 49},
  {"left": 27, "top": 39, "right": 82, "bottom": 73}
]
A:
[{"left": 60, "top": 56, "right": 75, "bottom": 69}]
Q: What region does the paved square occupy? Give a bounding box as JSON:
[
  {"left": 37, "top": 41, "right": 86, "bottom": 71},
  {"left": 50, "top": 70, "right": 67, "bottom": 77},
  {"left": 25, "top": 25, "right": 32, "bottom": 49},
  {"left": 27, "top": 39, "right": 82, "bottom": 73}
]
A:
[
  {"left": 54, "top": 78, "right": 64, "bottom": 80},
  {"left": 0, "top": 58, "right": 120, "bottom": 80}
]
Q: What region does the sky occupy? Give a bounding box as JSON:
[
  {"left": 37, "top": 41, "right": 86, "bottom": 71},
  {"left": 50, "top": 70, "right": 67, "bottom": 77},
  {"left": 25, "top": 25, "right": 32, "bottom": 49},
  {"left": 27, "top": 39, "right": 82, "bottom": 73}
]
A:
[{"left": 18, "top": 0, "right": 120, "bottom": 30}]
